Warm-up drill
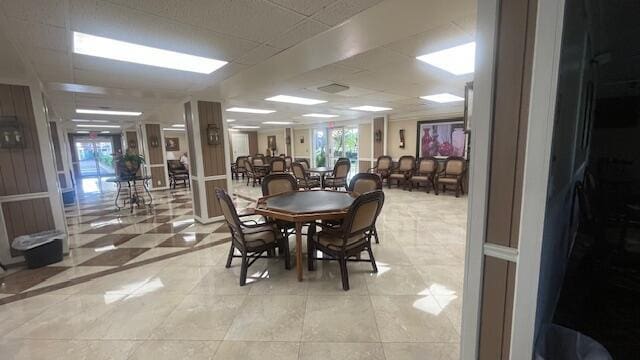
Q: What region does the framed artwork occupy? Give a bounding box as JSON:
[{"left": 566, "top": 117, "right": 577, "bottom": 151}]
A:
[
  {"left": 267, "top": 135, "right": 277, "bottom": 151},
  {"left": 416, "top": 118, "right": 467, "bottom": 159},
  {"left": 463, "top": 81, "right": 473, "bottom": 132},
  {"left": 165, "top": 137, "right": 180, "bottom": 151}
]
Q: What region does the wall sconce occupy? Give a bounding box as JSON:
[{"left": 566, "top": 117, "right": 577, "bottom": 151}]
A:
[
  {"left": 300, "top": 136, "right": 304, "bottom": 144},
  {"left": 374, "top": 129, "right": 382, "bottom": 143},
  {"left": 286, "top": 136, "right": 291, "bottom": 146},
  {"left": 399, "top": 129, "right": 405, "bottom": 148},
  {"left": 207, "top": 124, "right": 221, "bottom": 145},
  {"left": 128, "top": 140, "right": 137, "bottom": 149},
  {"left": 149, "top": 135, "right": 159, "bottom": 148},
  {"left": 0, "top": 116, "right": 24, "bottom": 149}
]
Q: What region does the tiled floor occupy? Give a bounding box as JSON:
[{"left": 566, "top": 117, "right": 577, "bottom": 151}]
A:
[{"left": 0, "top": 179, "right": 467, "bottom": 359}]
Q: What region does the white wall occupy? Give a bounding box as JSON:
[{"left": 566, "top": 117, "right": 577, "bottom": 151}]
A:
[
  {"left": 163, "top": 132, "right": 188, "bottom": 160},
  {"left": 257, "top": 129, "right": 285, "bottom": 155}
]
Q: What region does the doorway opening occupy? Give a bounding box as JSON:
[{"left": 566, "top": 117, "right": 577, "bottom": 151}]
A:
[
  {"left": 312, "top": 126, "right": 359, "bottom": 173},
  {"left": 70, "top": 135, "right": 121, "bottom": 194}
]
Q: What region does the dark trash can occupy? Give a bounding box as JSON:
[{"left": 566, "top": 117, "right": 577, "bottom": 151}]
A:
[
  {"left": 12, "top": 230, "right": 65, "bottom": 268},
  {"left": 535, "top": 324, "right": 612, "bottom": 360},
  {"left": 62, "top": 188, "right": 76, "bottom": 205}
]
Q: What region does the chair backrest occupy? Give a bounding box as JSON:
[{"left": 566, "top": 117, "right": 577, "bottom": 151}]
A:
[
  {"left": 341, "top": 190, "right": 385, "bottom": 239},
  {"left": 332, "top": 160, "right": 351, "bottom": 178},
  {"left": 417, "top": 157, "right": 438, "bottom": 174},
  {"left": 337, "top": 157, "right": 349, "bottom": 163},
  {"left": 245, "top": 160, "right": 254, "bottom": 173},
  {"left": 253, "top": 158, "right": 264, "bottom": 166},
  {"left": 397, "top": 156, "right": 415, "bottom": 171},
  {"left": 255, "top": 153, "right": 264, "bottom": 157},
  {"left": 262, "top": 173, "right": 298, "bottom": 196},
  {"left": 291, "top": 162, "right": 306, "bottom": 180},
  {"left": 297, "top": 158, "right": 310, "bottom": 170},
  {"left": 215, "top": 188, "right": 243, "bottom": 241},
  {"left": 236, "top": 156, "right": 248, "bottom": 169},
  {"left": 348, "top": 173, "right": 382, "bottom": 194},
  {"left": 270, "top": 158, "right": 286, "bottom": 172},
  {"left": 376, "top": 156, "right": 393, "bottom": 171},
  {"left": 167, "top": 160, "right": 186, "bottom": 173},
  {"left": 284, "top": 156, "right": 292, "bottom": 169},
  {"left": 444, "top": 157, "right": 466, "bottom": 176}
]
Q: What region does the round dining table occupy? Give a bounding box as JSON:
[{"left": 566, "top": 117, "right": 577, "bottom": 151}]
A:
[
  {"left": 306, "top": 167, "right": 333, "bottom": 188},
  {"left": 254, "top": 190, "right": 356, "bottom": 281}
]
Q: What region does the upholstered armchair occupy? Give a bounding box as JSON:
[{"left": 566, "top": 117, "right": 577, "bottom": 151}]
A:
[
  {"left": 436, "top": 157, "right": 467, "bottom": 197},
  {"left": 410, "top": 157, "right": 439, "bottom": 193},
  {"left": 291, "top": 162, "right": 320, "bottom": 190},
  {"left": 324, "top": 160, "right": 351, "bottom": 190},
  {"left": 368, "top": 156, "right": 393, "bottom": 185},
  {"left": 388, "top": 155, "right": 415, "bottom": 189}
]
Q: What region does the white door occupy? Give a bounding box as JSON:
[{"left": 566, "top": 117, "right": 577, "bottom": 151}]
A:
[{"left": 231, "top": 133, "right": 250, "bottom": 158}]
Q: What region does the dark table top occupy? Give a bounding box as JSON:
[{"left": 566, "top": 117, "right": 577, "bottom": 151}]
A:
[
  {"left": 307, "top": 167, "right": 333, "bottom": 173},
  {"left": 261, "top": 190, "right": 354, "bottom": 214},
  {"left": 106, "top": 176, "right": 151, "bottom": 183}
]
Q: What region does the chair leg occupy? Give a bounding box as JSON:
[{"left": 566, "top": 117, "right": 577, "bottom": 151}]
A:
[
  {"left": 373, "top": 226, "right": 380, "bottom": 244},
  {"left": 239, "top": 253, "right": 248, "bottom": 286},
  {"left": 338, "top": 257, "right": 350, "bottom": 291},
  {"left": 225, "top": 243, "right": 235, "bottom": 268},
  {"left": 367, "top": 245, "right": 378, "bottom": 273},
  {"left": 281, "top": 239, "right": 291, "bottom": 270},
  {"left": 455, "top": 183, "right": 461, "bottom": 198},
  {"left": 307, "top": 224, "right": 316, "bottom": 271}
]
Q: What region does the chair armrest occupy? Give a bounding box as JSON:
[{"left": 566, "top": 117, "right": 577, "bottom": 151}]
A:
[{"left": 237, "top": 208, "right": 256, "bottom": 217}]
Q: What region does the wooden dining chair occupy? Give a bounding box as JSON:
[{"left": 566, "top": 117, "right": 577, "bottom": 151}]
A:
[
  {"left": 284, "top": 156, "right": 293, "bottom": 172},
  {"left": 233, "top": 156, "right": 248, "bottom": 180},
  {"left": 307, "top": 191, "right": 385, "bottom": 290},
  {"left": 291, "top": 162, "right": 320, "bottom": 190},
  {"left": 270, "top": 157, "right": 287, "bottom": 173},
  {"left": 347, "top": 173, "right": 383, "bottom": 243},
  {"left": 410, "top": 157, "right": 439, "bottom": 193},
  {"left": 324, "top": 160, "right": 350, "bottom": 190},
  {"left": 368, "top": 156, "right": 393, "bottom": 185},
  {"left": 389, "top": 155, "right": 415, "bottom": 189},
  {"left": 261, "top": 173, "right": 298, "bottom": 240},
  {"left": 436, "top": 157, "right": 467, "bottom": 197},
  {"left": 215, "top": 188, "right": 291, "bottom": 286}
]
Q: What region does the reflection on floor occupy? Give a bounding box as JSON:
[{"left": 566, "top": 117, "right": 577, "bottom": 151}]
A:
[{"left": 0, "top": 179, "right": 467, "bottom": 359}]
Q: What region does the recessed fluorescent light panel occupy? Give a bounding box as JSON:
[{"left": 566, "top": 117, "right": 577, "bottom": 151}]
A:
[
  {"left": 76, "top": 124, "right": 121, "bottom": 128},
  {"left": 416, "top": 42, "right": 476, "bottom": 75},
  {"left": 72, "top": 119, "right": 110, "bottom": 123},
  {"left": 77, "top": 131, "right": 89, "bottom": 134},
  {"left": 226, "top": 119, "right": 236, "bottom": 122},
  {"left": 163, "top": 128, "right": 184, "bottom": 131},
  {"left": 76, "top": 109, "right": 141, "bottom": 116},
  {"left": 233, "top": 125, "right": 260, "bottom": 129},
  {"left": 350, "top": 106, "right": 392, "bottom": 112},
  {"left": 303, "top": 113, "right": 339, "bottom": 118},
  {"left": 265, "top": 95, "right": 327, "bottom": 105},
  {"left": 73, "top": 32, "right": 228, "bottom": 74},
  {"left": 420, "top": 93, "right": 465, "bottom": 103},
  {"left": 100, "top": 131, "right": 110, "bottom": 134},
  {"left": 262, "top": 121, "right": 294, "bottom": 125},
  {"left": 226, "top": 107, "right": 275, "bottom": 114},
  {"left": 171, "top": 124, "right": 185, "bottom": 128}
]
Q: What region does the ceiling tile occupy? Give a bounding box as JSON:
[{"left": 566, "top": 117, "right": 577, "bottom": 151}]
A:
[
  {"left": 267, "top": 19, "right": 330, "bottom": 50},
  {"left": 6, "top": 19, "right": 68, "bottom": 53},
  {"left": 384, "top": 23, "right": 473, "bottom": 58},
  {"left": 312, "top": 0, "right": 384, "bottom": 26},
  {"left": 1, "top": 0, "right": 67, "bottom": 27},
  {"left": 234, "top": 44, "right": 283, "bottom": 65},
  {"left": 267, "top": 0, "right": 338, "bottom": 16}
]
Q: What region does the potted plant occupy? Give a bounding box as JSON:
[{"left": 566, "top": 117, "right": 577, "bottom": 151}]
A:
[{"left": 117, "top": 152, "right": 145, "bottom": 179}]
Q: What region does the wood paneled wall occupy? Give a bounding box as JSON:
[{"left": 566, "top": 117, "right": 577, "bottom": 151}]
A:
[
  {"left": 373, "top": 117, "right": 384, "bottom": 158},
  {"left": 3, "top": 198, "right": 55, "bottom": 257},
  {"left": 144, "top": 124, "right": 163, "bottom": 165},
  {"left": 0, "top": 84, "right": 48, "bottom": 196},
  {"left": 184, "top": 102, "right": 198, "bottom": 177},
  {"left": 49, "top": 122, "right": 63, "bottom": 171},
  {"left": 478, "top": 0, "right": 537, "bottom": 358},
  {"left": 247, "top": 131, "right": 258, "bottom": 155},
  {"left": 126, "top": 131, "right": 138, "bottom": 154},
  {"left": 198, "top": 101, "right": 226, "bottom": 177},
  {"left": 285, "top": 128, "right": 292, "bottom": 155}
]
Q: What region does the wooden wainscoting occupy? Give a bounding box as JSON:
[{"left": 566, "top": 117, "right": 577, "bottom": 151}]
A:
[{"left": 2, "top": 198, "right": 55, "bottom": 257}]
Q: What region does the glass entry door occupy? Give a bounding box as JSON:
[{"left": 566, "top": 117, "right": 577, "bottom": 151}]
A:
[
  {"left": 327, "top": 127, "right": 359, "bottom": 172},
  {"left": 74, "top": 137, "right": 115, "bottom": 193}
]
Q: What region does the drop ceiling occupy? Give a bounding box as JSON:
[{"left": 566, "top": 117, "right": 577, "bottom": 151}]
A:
[{"left": 0, "top": 0, "right": 476, "bottom": 130}]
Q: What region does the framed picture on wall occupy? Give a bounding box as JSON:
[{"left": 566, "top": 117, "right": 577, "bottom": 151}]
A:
[
  {"left": 463, "top": 81, "right": 473, "bottom": 132},
  {"left": 267, "top": 135, "right": 277, "bottom": 151},
  {"left": 165, "top": 137, "right": 180, "bottom": 151},
  {"left": 415, "top": 118, "right": 467, "bottom": 159}
]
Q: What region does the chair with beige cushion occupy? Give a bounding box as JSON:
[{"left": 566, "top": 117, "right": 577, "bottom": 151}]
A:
[
  {"left": 388, "top": 155, "right": 415, "bottom": 189},
  {"left": 410, "top": 157, "right": 439, "bottom": 194},
  {"left": 307, "top": 190, "right": 385, "bottom": 290},
  {"left": 368, "top": 156, "right": 393, "bottom": 186},
  {"left": 436, "top": 157, "right": 467, "bottom": 197},
  {"left": 233, "top": 156, "right": 248, "bottom": 180},
  {"left": 216, "top": 188, "right": 291, "bottom": 286},
  {"left": 324, "top": 160, "right": 351, "bottom": 190},
  {"left": 291, "top": 162, "right": 320, "bottom": 190},
  {"left": 261, "top": 173, "right": 298, "bottom": 239},
  {"left": 284, "top": 156, "right": 293, "bottom": 172},
  {"left": 347, "top": 173, "right": 383, "bottom": 243},
  {"left": 270, "top": 158, "right": 287, "bottom": 173}
]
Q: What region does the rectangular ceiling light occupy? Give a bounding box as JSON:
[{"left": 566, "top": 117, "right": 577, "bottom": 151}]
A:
[
  {"left": 73, "top": 32, "right": 228, "bottom": 74},
  {"left": 226, "top": 107, "right": 275, "bottom": 114},
  {"left": 226, "top": 119, "right": 236, "bottom": 122},
  {"left": 76, "top": 124, "right": 121, "bottom": 128},
  {"left": 171, "top": 124, "right": 185, "bottom": 128},
  {"left": 350, "top": 106, "right": 392, "bottom": 112},
  {"left": 262, "top": 121, "right": 294, "bottom": 125},
  {"left": 303, "top": 113, "right": 339, "bottom": 118},
  {"left": 163, "top": 128, "right": 185, "bottom": 131},
  {"left": 420, "top": 93, "right": 464, "bottom": 103},
  {"left": 416, "top": 42, "right": 476, "bottom": 75},
  {"left": 265, "top": 95, "right": 327, "bottom": 105},
  {"left": 77, "top": 131, "right": 89, "bottom": 134},
  {"left": 100, "top": 131, "right": 111, "bottom": 134},
  {"left": 233, "top": 125, "right": 260, "bottom": 129},
  {"left": 72, "top": 119, "right": 109, "bottom": 123},
  {"left": 76, "top": 109, "right": 141, "bottom": 116}
]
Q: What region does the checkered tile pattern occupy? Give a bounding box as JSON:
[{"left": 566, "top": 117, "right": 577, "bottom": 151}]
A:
[{"left": 0, "top": 187, "right": 243, "bottom": 296}]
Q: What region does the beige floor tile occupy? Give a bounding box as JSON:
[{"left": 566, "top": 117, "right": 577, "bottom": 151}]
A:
[
  {"left": 128, "top": 340, "right": 220, "bottom": 360},
  {"left": 371, "top": 295, "right": 459, "bottom": 343},
  {"left": 26, "top": 266, "right": 115, "bottom": 294},
  {"left": 0, "top": 339, "right": 138, "bottom": 360},
  {"left": 0, "top": 295, "right": 69, "bottom": 337},
  {"left": 224, "top": 295, "right": 306, "bottom": 341},
  {"left": 302, "top": 295, "right": 379, "bottom": 342},
  {"left": 300, "top": 342, "right": 385, "bottom": 360},
  {"left": 365, "top": 265, "right": 429, "bottom": 295},
  {"left": 306, "top": 262, "right": 369, "bottom": 295},
  {"left": 118, "top": 234, "right": 174, "bottom": 248},
  {"left": 383, "top": 342, "right": 460, "bottom": 360},
  {"left": 213, "top": 341, "right": 299, "bottom": 360},
  {"left": 190, "top": 268, "right": 252, "bottom": 295},
  {"left": 416, "top": 265, "right": 464, "bottom": 296},
  {"left": 131, "top": 266, "right": 211, "bottom": 295},
  {"left": 151, "top": 294, "right": 245, "bottom": 340}
]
